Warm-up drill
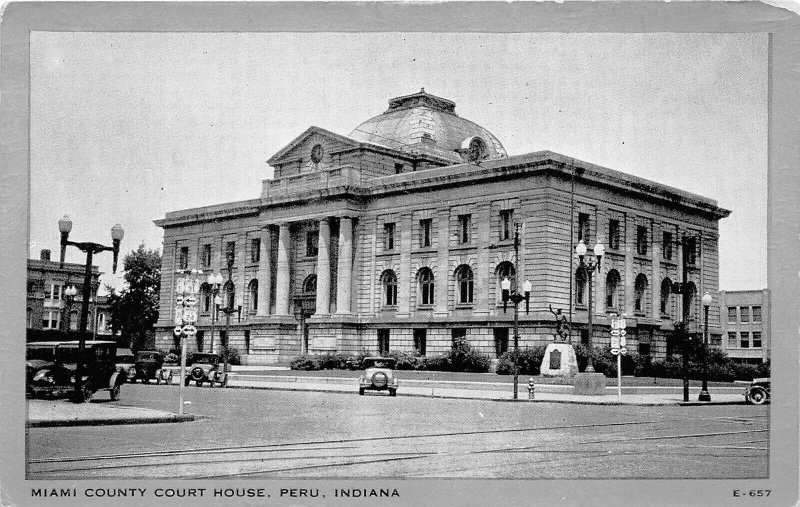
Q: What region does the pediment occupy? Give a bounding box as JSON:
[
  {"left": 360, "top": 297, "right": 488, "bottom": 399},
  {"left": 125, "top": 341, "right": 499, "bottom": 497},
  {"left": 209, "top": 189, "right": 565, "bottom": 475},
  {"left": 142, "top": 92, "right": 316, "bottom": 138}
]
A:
[{"left": 267, "top": 127, "right": 361, "bottom": 166}]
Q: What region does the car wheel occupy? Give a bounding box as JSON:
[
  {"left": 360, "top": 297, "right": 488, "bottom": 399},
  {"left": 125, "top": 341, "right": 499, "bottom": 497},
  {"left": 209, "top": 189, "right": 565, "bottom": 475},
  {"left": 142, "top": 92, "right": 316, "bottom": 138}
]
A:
[
  {"left": 359, "top": 388, "right": 365, "bottom": 396},
  {"left": 221, "top": 374, "right": 228, "bottom": 388},
  {"left": 110, "top": 384, "right": 121, "bottom": 401},
  {"left": 196, "top": 379, "right": 203, "bottom": 387},
  {"left": 748, "top": 386, "right": 768, "bottom": 405},
  {"left": 71, "top": 382, "right": 93, "bottom": 403},
  {"left": 184, "top": 376, "right": 191, "bottom": 386},
  {"left": 389, "top": 389, "right": 397, "bottom": 397},
  {"left": 167, "top": 372, "right": 173, "bottom": 384},
  {"left": 372, "top": 372, "right": 388, "bottom": 389},
  {"left": 143, "top": 377, "right": 149, "bottom": 384}
]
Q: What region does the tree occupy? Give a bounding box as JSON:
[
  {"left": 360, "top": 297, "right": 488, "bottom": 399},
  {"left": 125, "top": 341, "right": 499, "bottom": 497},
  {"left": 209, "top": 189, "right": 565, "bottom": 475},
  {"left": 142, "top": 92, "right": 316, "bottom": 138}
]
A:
[{"left": 108, "top": 244, "right": 161, "bottom": 351}]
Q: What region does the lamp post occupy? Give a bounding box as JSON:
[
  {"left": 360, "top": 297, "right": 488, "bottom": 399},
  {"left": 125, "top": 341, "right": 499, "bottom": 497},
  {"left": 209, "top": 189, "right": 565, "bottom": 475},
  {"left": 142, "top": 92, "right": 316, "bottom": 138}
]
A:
[
  {"left": 575, "top": 239, "right": 604, "bottom": 372},
  {"left": 500, "top": 223, "right": 533, "bottom": 400},
  {"left": 699, "top": 291, "right": 713, "bottom": 402},
  {"left": 58, "top": 215, "right": 123, "bottom": 401},
  {"left": 61, "top": 285, "right": 78, "bottom": 334},
  {"left": 206, "top": 272, "right": 225, "bottom": 353},
  {"left": 217, "top": 255, "right": 241, "bottom": 379}
]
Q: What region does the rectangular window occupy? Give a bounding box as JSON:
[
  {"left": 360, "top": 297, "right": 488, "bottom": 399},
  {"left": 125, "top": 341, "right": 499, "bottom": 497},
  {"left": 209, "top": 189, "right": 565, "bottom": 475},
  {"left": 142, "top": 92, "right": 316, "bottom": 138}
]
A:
[
  {"left": 727, "top": 332, "right": 737, "bottom": 349},
  {"left": 740, "top": 332, "right": 750, "bottom": 348},
  {"left": 244, "top": 330, "right": 251, "bottom": 353},
  {"left": 458, "top": 215, "right": 471, "bottom": 244},
  {"left": 250, "top": 238, "right": 261, "bottom": 263},
  {"left": 638, "top": 343, "right": 651, "bottom": 356},
  {"left": 202, "top": 244, "right": 212, "bottom": 267},
  {"left": 420, "top": 219, "right": 432, "bottom": 248},
  {"left": 42, "top": 310, "right": 59, "bottom": 329},
  {"left": 225, "top": 241, "right": 236, "bottom": 265},
  {"left": 662, "top": 231, "right": 673, "bottom": 260},
  {"left": 578, "top": 213, "right": 590, "bottom": 243},
  {"left": 727, "top": 306, "right": 737, "bottom": 323},
  {"left": 636, "top": 226, "right": 648, "bottom": 255},
  {"left": 608, "top": 219, "right": 620, "bottom": 250},
  {"left": 685, "top": 237, "right": 697, "bottom": 265},
  {"left": 384, "top": 223, "right": 395, "bottom": 251},
  {"left": 740, "top": 306, "right": 750, "bottom": 323},
  {"left": 179, "top": 247, "right": 189, "bottom": 269},
  {"left": 306, "top": 231, "right": 319, "bottom": 257},
  {"left": 752, "top": 332, "right": 762, "bottom": 348},
  {"left": 395, "top": 163, "right": 404, "bottom": 174},
  {"left": 493, "top": 328, "right": 509, "bottom": 358},
  {"left": 500, "top": 210, "right": 513, "bottom": 241},
  {"left": 413, "top": 329, "right": 427, "bottom": 356},
  {"left": 752, "top": 306, "right": 762, "bottom": 322},
  {"left": 50, "top": 284, "right": 62, "bottom": 300},
  {"left": 378, "top": 329, "right": 390, "bottom": 356}
]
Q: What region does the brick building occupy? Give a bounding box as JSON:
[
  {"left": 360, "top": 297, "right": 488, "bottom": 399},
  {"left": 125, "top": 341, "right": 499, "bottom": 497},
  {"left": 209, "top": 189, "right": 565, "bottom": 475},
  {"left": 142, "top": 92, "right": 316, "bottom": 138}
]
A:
[
  {"left": 26, "top": 249, "right": 112, "bottom": 337},
  {"left": 719, "top": 289, "right": 770, "bottom": 363},
  {"left": 154, "top": 90, "right": 731, "bottom": 365}
]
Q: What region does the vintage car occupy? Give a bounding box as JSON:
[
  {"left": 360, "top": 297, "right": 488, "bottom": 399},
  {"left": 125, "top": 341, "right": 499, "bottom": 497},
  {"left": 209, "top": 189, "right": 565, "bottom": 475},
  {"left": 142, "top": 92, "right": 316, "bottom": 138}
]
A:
[
  {"left": 133, "top": 350, "right": 172, "bottom": 384},
  {"left": 115, "top": 348, "right": 137, "bottom": 383},
  {"left": 184, "top": 352, "right": 227, "bottom": 387},
  {"left": 30, "top": 340, "right": 125, "bottom": 402},
  {"left": 26, "top": 341, "right": 62, "bottom": 396},
  {"left": 744, "top": 378, "right": 770, "bottom": 405},
  {"left": 358, "top": 357, "right": 398, "bottom": 396}
]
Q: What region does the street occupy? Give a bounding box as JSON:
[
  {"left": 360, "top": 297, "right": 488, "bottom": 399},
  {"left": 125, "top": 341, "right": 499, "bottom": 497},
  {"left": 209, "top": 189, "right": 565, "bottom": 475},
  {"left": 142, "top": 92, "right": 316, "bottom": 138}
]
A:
[{"left": 27, "top": 384, "right": 768, "bottom": 479}]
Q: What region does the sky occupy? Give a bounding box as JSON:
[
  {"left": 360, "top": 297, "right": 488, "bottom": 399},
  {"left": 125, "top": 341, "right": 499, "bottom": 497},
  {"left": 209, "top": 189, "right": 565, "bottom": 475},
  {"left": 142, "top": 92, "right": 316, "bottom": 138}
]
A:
[{"left": 29, "top": 32, "right": 768, "bottom": 293}]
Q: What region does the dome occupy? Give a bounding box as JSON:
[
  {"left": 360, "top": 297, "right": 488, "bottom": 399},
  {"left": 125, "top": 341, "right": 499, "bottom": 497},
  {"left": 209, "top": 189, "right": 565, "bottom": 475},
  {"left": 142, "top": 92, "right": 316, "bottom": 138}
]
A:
[{"left": 349, "top": 89, "right": 506, "bottom": 164}]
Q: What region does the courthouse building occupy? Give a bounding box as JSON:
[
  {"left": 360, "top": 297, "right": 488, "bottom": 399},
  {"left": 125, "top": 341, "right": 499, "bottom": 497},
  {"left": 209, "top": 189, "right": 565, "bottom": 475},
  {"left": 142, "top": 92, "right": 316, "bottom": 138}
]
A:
[{"left": 154, "top": 90, "right": 730, "bottom": 365}]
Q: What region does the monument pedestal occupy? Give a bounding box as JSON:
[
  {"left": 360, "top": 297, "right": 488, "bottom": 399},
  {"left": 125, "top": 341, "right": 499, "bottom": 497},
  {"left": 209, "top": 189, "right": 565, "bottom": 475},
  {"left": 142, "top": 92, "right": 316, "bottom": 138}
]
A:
[
  {"left": 539, "top": 343, "right": 578, "bottom": 377},
  {"left": 572, "top": 372, "right": 607, "bottom": 396}
]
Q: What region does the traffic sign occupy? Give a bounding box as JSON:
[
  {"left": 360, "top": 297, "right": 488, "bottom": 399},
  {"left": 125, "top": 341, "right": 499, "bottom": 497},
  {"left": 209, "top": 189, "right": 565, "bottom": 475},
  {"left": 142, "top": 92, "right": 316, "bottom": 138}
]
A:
[
  {"left": 176, "top": 278, "right": 185, "bottom": 294},
  {"left": 619, "top": 329, "right": 626, "bottom": 336},
  {"left": 174, "top": 309, "right": 183, "bottom": 325},
  {"left": 190, "top": 279, "right": 202, "bottom": 294},
  {"left": 184, "top": 295, "right": 198, "bottom": 306},
  {"left": 173, "top": 326, "right": 182, "bottom": 336},
  {"left": 610, "top": 329, "right": 620, "bottom": 336},
  {"left": 175, "top": 294, "right": 184, "bottom": 305},
  {"left": 182, "top": 324, "right": 197, "bottom": 336},
  {"left": 619, "top": 319, "right": 626, "bottom": 329},
  {"left": 611, "top": 348, "right": 620, "bottom": 356},
  {"left": 620, "top": 347, "right": 628, "bottom": 355},
  {"left": 611, "top": 335, "right": 620, "bottom": 349},
  {"left": 182, "top": 308, "right": 198, "bottom": 323}
]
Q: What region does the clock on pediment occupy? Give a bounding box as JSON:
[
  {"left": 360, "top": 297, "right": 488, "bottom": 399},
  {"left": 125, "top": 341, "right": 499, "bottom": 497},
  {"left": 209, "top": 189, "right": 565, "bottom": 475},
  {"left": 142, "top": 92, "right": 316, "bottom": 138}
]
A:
[{"left": 310, "top": 144, "right": 324, "bottom": 164}]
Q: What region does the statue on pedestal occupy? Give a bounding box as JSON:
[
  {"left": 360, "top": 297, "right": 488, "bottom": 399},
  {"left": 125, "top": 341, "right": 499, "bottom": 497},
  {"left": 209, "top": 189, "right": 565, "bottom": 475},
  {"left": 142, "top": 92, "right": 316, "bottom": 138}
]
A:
[{"left": 549, "top": 304, "right": 570, "bottom": 342}]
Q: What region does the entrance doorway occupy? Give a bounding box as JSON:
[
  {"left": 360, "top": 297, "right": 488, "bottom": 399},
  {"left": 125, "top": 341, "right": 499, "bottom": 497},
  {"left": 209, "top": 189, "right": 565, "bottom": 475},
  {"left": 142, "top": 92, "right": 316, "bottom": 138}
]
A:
[
  {"left": 294, "top": 296, "right": 316, "bottom": 355},
  {"left": 378, "top": 329, "right": 390, "bottom": 355}
]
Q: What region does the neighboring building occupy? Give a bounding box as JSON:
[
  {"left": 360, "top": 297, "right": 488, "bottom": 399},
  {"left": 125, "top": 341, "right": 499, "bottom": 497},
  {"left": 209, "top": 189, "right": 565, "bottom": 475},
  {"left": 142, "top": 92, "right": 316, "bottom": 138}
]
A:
[
  {"left": 154, "top": 90, "right": 731, "bottom": 365},
  {"left": 26, "top": 249, "right": 112, "bottom": 338},
  {"left": 718, "top": 289, "right": 770, "bottom": 363}
]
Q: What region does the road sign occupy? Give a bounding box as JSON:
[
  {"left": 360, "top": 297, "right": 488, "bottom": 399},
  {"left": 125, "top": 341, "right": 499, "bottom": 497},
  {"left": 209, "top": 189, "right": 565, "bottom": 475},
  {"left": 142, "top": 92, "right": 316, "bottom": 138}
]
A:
[
  {"left": 182, "top": 308, "right": 198, "bottom": 323},
  {"left": 174, "top": 309, "right": 183, "bottom": 325},
  {"left": 191, "top": 279, "right": 202, "bottom": 294},
  {"left": 176, "top": 278, "right": 185, "bottom": 294},
  {"left": 610, "top": 329, "right": 620, "bottom": 336},
  {"left": 173, "top": 326, "right": 182, "bottom": 336},
  {"left": 175, "top": 294, "right": 184, "bottom": 305},
  {"left": 620, "top": 347, "right": 628, "bottom": 355},
  {"left": 619, "top": 319, "right": 626, "bottom": 329},
  {"left": 184, "top": 295, "right": 198, "bottom": 306},
  {"left": 182, "top": 324, "right": 197, "bottom": 336},
  {"left": 611, "top": 335, "right": 620, "bottom": 349},
  {"left": 611, "top": 348, "right": 620, "bottom": 356}
]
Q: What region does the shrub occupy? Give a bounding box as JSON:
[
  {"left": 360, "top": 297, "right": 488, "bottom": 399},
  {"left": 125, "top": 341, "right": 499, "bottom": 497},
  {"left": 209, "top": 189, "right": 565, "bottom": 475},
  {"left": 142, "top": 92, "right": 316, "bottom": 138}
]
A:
[
  {"left": 221, "top": 346, "right": 241, "bottom": 366},
  {"left": 496, "top": 346, "right": 547, "bottom": 376},
  {"left": 387, "top": 350, "right": 424, "bottom": 370},
  {"left": 419, "top": 356, "right": 449, "bottom": 372},
  {"left": 290, "top": 354, "right": 321, "bottom": 371},
  {"left": 447, "top": 337, "right": 491, "bottom": 373}
]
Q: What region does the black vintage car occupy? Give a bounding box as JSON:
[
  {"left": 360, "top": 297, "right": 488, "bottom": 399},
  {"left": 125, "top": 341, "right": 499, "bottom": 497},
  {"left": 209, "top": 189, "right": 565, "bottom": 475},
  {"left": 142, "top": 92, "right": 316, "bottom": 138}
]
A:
[
  {"left": 184, "top": 352, "right": 227, "bottom": 387},
  {"left": 134, "top": 350, "right": 171, "bottom": 384},
  {"left": 744, "top": 378, "right": 770, "bottom": 405},
  {"left": 26, "top": 341, "right": 62, "bottom": 396},
  {"left": 29, "top": 340, "right": 125, "bottom": 403}
]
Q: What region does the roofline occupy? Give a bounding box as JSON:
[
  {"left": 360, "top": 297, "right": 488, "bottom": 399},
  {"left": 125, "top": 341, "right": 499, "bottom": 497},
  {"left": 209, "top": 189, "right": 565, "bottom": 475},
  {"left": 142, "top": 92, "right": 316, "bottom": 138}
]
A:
[{"left": 154, "top": 198, "right": 262, "bottom": 228}]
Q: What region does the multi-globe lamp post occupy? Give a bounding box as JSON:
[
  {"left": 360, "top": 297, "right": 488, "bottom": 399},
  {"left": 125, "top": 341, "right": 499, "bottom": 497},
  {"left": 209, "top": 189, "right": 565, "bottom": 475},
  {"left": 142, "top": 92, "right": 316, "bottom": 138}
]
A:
[
  {"left": 575, "top": 239, "right": 604, "bottom": 372},
  {"left": 61, "top": 285, "right": 78, "bottom": 333},
  {"left": 208, "top": 255, "right": 241, "bottom": 379},
  {"left": 500, "top": 223, "right": 533, "bottom": 400},
  {"left": 206, "top": 272, "right": 225, "bottom": 354},
  {"left": 58, "top": 215, "right": 123, "bottom": 400},
  {"left": 699, "top": 291, "right": 714, "bottom": 402}
]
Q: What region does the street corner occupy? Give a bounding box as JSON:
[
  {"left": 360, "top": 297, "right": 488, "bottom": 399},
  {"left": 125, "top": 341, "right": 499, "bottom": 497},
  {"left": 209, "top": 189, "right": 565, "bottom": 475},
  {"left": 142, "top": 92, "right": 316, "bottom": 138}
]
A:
[{"left": 26, "top": 399, "right": 196, "bottom": 427}]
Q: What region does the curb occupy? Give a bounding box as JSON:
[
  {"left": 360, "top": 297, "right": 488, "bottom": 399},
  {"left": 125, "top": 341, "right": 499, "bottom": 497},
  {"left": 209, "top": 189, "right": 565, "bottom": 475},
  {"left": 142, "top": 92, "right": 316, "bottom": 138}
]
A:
[{"left": 27, "top": 414, "right": 196, "bottom": 428}]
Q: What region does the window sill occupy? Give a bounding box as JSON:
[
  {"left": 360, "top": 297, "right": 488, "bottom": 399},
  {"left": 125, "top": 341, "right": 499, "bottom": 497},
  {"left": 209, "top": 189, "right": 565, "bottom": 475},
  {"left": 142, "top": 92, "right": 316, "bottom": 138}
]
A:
[
  {"left": 450, "top": 244, "right": 476, "bottom": 252},
  {"left": 454, "top": 304, "right": 474, "bottom": 309},
  {"left": 376, "top": 251, "right": 400, "bottom": 258},
  {"left": 417, "top": 305, "right": 434, "bottom": 310},
  {"left": 381, "top": 306, "right": 398, "bottom": 312}
]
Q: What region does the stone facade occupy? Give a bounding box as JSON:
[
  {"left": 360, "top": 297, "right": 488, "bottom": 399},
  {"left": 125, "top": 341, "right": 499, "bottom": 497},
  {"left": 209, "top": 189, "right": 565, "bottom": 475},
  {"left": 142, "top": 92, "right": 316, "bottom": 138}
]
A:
[
  {"left": 154, "top": 90, "right": 730, "bottom": 365},
  {"left": 719, "top": 289, "right": 770, "bottom": 363}
]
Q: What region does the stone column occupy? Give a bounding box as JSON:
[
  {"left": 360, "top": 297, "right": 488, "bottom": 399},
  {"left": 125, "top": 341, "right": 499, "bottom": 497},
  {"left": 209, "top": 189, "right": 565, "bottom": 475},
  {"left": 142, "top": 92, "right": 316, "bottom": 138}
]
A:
[
  {"left": 474, "top": 204, "right": 491, "bottom": 315},
  {"left": 335, "top": 217, "right": 354, "bottom": 314},
  {"left": 623, "top": 217, "right": 636, "bottom": 316},
  {"left": 676, "top": 230, "right": 684, "bottom": 322},
  {"left": 256, "top": 226, "right": 272, "bottom": 316},
  {"left": 651, "top": 223, "right": 661, "bottom": 321},
  {"left": 274, "top": 223, "right": 291, "bottom": 315},
  {"left": 316, "top": 218, "right": 331, "bottom": 315},
  {"left": 434, "top": 209, "right": 450, "bottom": 316},
  {"left": 398, "top": 213, "right": 413, "bottom": 316}
]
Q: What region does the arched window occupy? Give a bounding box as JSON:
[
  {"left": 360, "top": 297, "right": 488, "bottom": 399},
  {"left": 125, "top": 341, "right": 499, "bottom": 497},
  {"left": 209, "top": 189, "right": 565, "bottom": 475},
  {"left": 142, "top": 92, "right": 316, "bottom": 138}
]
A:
[
  {"left": 303, "top": 274, "right": 317, "bottom": 294},
  {"left": 417, "top": 268, "right": 434, "bottom": 306},
  {"left": 248, "top": 279, "right": 258, "bottom": 311},
  {"left": 455, "top": 265, "right": 474, "bottom": 304},
  {"left": 605, "top": 270, "right": 621, "bottom": 309},
  {"left": 69, "top": 310, "right": 79, "bottom": 331},
  {"left": 200, "top": 282, "right": 211, "bottom": 312},
  {"left": 496, "top": 261, "right": 516, "bottom": 295},
  {"left": 223, "top": 280, "right": 235, "bottom": 309},
  {"left": 97, "top": 313, "right": 106, "bottom": 332},
  {"left": 660, "top": 278, "right": 672, "bottom": 315},
  {"left": 634, "top": 274, "right": 648, "bottom": 313},
  {"left": 381, "top": 270, "right": 398, "bottom": 306},
  {"left": 575, "top": 268, "right": 587, "bottom": 305}
]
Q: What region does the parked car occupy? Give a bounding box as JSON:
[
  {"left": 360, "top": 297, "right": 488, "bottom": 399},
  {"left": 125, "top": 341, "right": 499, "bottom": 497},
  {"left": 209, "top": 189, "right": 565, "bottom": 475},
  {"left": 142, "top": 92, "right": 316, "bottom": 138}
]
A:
[
  {"left": 30, "top": 340, "right": 124, "bottom": 403},
  {"left": 115, "top": 348, "right": 137, "bottom": 383},
  {"left": 26, "top": 341, "right": 62, "bottom": 397},
  {"left": 358, "top": 357, "right": 398, "bottom": 396},
  {"left": 744, "top": 378, "right": 770, "bottom": 405},
  {"left": 184, "top": 352, "right": 227, "bottom": 387},
  {"left": 133, "top": 350, "right": 172, "bottom": 384}
]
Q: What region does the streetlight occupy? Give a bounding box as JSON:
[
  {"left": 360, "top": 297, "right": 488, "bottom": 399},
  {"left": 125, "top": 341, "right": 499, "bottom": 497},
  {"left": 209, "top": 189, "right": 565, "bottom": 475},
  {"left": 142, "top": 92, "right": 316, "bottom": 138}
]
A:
[
  {"left": 58, "top": 215, "right": 123, "bottom": 401},
  {"left": 500, "top": 223, "right": 533, "bottom": 400},
  {"left": 217, "top": 255, "right": 241, "bottom": 381},
  {"left": 699, "top": 291, "right": 713, "bottom": 402},
  {"left": 61, "top": 285, "right": 78, "bottom": 333},
  {"left": 575, "top": 239, "right": 604, "bottom": 372},
  {"left": 206, "top": 272, "right": 225, "bottom": 353}
]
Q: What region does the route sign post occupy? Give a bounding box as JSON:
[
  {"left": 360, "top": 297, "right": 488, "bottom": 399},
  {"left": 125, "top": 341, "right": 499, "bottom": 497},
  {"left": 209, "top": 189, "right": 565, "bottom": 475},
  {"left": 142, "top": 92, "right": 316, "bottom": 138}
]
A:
[
  {"left": 176, "top": 268, "right": 202, "bottom": 415},
  {"left": 610, "top": 314, "right": 628, "bottom": 402}
]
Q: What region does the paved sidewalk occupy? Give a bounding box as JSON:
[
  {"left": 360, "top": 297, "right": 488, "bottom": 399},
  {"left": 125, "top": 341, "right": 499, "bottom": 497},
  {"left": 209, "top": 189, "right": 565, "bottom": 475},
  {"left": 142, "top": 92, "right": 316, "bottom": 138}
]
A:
[{"left": 27, "top": 399, "right": 195, "bottom": 428}]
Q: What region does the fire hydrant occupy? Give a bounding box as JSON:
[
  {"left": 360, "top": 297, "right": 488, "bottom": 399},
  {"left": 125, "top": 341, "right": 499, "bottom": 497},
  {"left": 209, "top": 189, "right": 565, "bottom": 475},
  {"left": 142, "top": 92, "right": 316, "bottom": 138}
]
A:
[{"left": 527, "top": 378, "right": 535, "bottom": 400}]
